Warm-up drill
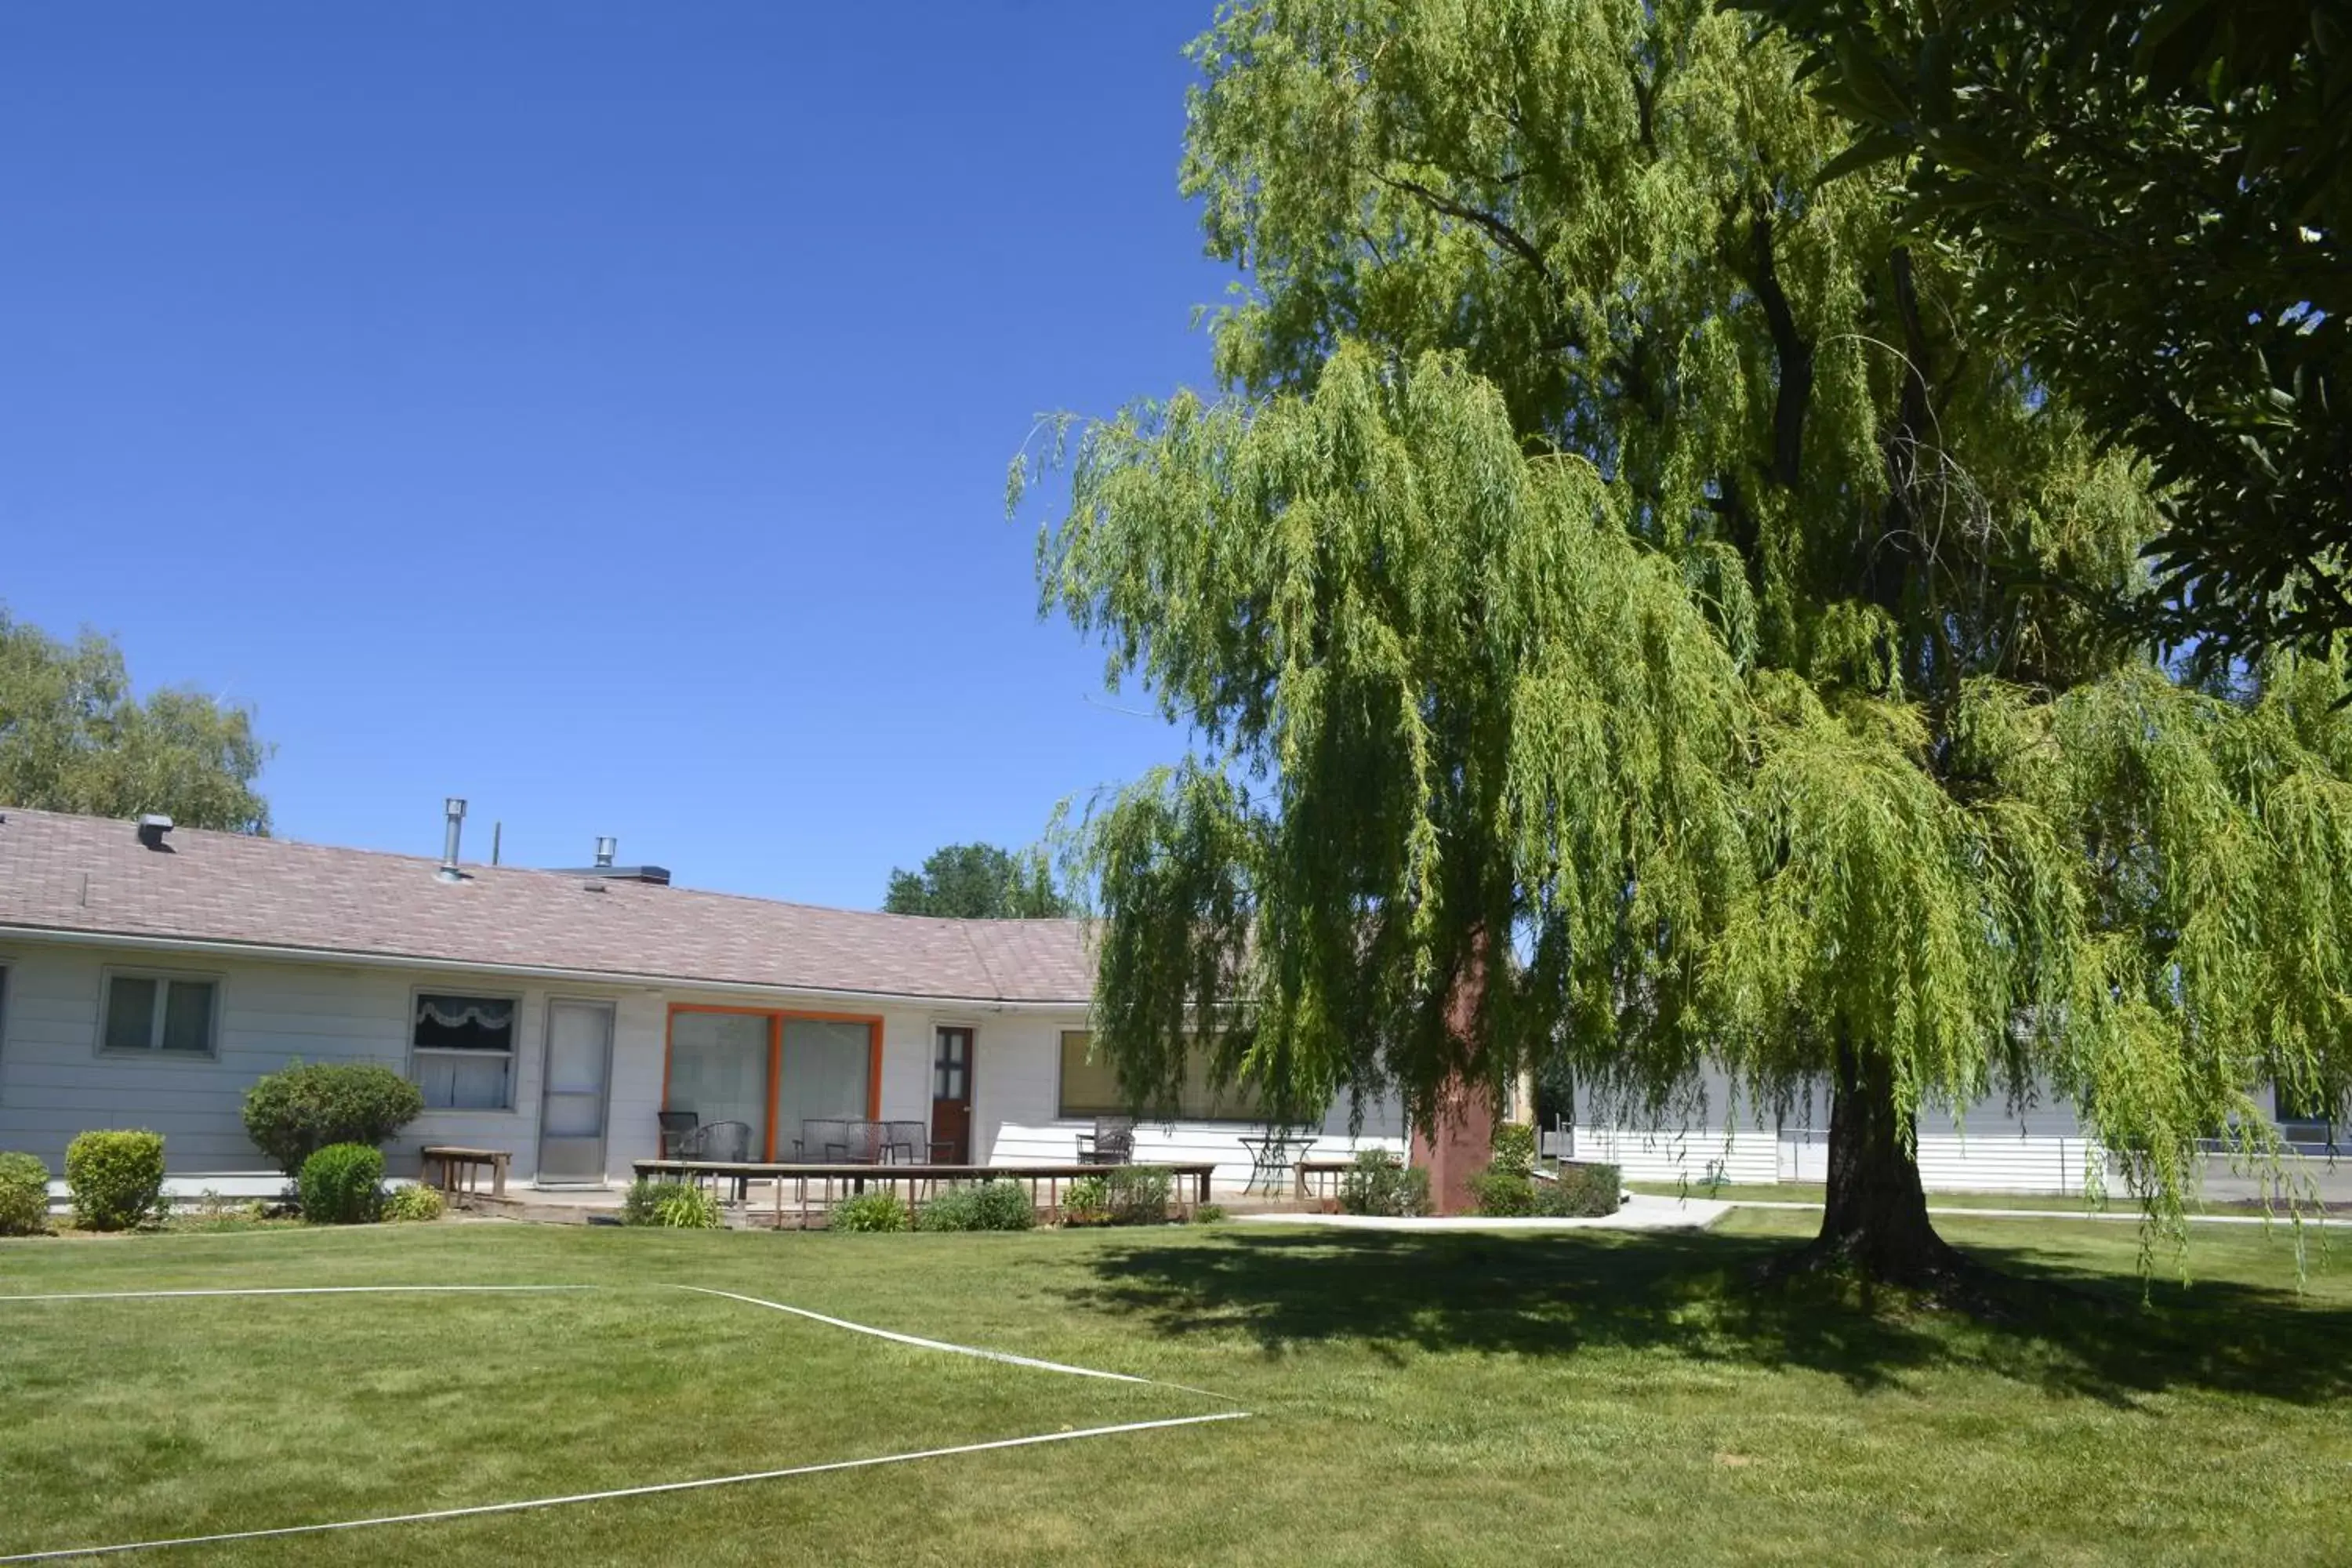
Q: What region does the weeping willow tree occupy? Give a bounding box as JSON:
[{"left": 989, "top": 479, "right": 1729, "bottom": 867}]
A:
[{"left": 1018, "top": 0, "right": 2352, "bottom": 1286}]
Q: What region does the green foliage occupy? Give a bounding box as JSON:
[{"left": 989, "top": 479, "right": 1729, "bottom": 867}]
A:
[
  {"left": 0, "top": 608, "right": 271, "bottom": 831},
  {"left": 883, "top": 842, "right": 1071, "bottom": 919},
  {"left": 241, "top": 1061, "right": 424, "bottom": 1178},
  {"left": 830, "top": 1192, "right": 911, "bottom": 1233},
  {"left": 916, "top": 1179, "right": 1037, "bottom": 1232},
  {"left": 1338, "top": 1151, "right": 1432, "bottom": 1218},
  {"left": 621, "top": 1180, "right": 723, "bottom": 1230},
  {"left": 0, "top": 1152, "right": 49, "bottom": 1236},
  {"left": 1020, "top": 0, "right": 2352, "bottom": 1274},
  {"left": 1468, "top": 1167, "right": 1537, "bottom": 1218},
  {"left": 1192, "top": 1203, "right": 1228, "bottom": 1225},
  {"left": 381, "top": 1184, "right": 446, "bottom": 1223},
  {"left": 1105, "top": 1165, "right": 1175, "bottom": 1225},
  {"left": 1537, "top": 1163, "right": 1624, "bottom": 1218},
  {"left": 1740, "top": 0, "right": 2350, "bottom": 668},
  {"left": 1061, "top": 1174, "right": 1111, "bottom": 1225},
  {"left": 1489, "top": 1124, "right": 1536, "bottom": 1178},
  {"left": 297, "top": 1143, "right": 383, "bottom": 1225},
  {"left": 64, "top": 1130, "right": 166, "bottom": 1232}
]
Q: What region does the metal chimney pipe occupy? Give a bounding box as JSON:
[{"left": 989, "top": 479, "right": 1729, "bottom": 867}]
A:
[
  {"left": 594, "top": 836, "right": 617, "bottom": 869},
  {"left": 438, "top": 797, "right": 467, "bottom": 883}
]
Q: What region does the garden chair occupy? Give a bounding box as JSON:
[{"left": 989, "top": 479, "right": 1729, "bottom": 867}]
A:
[
  {"left": 657, "top": 1110, "right": 699, "bottom": 1160},
  {"left": 794, "top": 1118, "right": 855, "bottom": 1163},
  {"left": 676, "top": 1120, "right": 753, "bottom": 1202},
  {"left": 1076, "top": 1116, "right": 1135, "bottom": 1166},
  {"left": 880, "top": 1120, "right": 931, "bottom": 1164}
]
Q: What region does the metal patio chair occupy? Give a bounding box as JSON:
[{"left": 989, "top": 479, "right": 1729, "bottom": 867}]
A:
[
  {"left": 794, "top": 1118, "right": 855, "bottom": 1163},
  {"left": 1076, "top": 1116, "right": 1135, "bottom": 1166},
  {"left": 675, "top": 1120, "right": 753, "bottom": 1202},
  {"left": 880, "top": 1120, "right": 931, "bottom": 1165},
  {"left": 656, "top": 1110, "right": 699, "bottom": 1160}
]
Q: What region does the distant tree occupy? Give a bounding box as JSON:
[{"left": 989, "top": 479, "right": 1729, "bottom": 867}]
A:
[
  {"left": 883, "top": 842, "right": 1071, "bottom": 919},
  {"left": 1735, "top": 0, "right": 2350, "bottom": 670},
  {"left": 0, "top": 608, "right": 270, "bottom": 833}
]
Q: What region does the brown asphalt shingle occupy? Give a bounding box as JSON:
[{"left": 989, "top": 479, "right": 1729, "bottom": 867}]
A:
[{"left": 0, "top": 808, "right": 1093, "bottom": 1004}]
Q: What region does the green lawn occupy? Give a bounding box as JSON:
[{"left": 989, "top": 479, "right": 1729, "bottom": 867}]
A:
[
  {"left": 2, "top": 1211, "right": 2347, "bottom": 1565},
  {"left": 1624, "top": 1179, "right": 2133, "bottom": 1211}
]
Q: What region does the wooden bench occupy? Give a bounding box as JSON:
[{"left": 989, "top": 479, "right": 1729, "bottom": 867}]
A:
[{"left": 420, "top": 1145, "right": 510, "bottom": 1199}]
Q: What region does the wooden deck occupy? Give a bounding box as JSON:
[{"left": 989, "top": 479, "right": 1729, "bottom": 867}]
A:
[{"left": 628, "top": 1159, "right": 1218, "bottom": 1228}]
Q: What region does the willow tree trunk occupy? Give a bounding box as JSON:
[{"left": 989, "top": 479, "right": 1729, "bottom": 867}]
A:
[{"left": 1796, "top": 1035, "right": 1969, "bottom": 1286}]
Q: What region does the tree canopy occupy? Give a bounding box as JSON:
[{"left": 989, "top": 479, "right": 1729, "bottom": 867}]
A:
[
  {"left": 882, "top": 841, "right": 1071, "bottom": 919},
  {"left": 1737, "top": 0, "right": 2350, "bottom": 669},
  {"left": 1022, "top": 0, "right": 2352, "bottom": 1282},
  {"left": 0, "top": 608, "right": 270, "bottom": 834}
]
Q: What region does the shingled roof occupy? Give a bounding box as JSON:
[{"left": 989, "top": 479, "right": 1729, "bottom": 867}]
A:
[{"left": 0, "top": 808, "right": 1093, "bottom": 1005}]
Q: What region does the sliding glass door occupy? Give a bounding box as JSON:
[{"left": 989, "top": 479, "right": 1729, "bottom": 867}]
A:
[
  {"left": 666, "top": 1011, "right": 771, "bottom": 1158},
  {"left": 777, "top": 1018, "right": 873, "bottom": 1157}
]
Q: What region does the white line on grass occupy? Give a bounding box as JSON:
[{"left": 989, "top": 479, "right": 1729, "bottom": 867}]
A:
[
  {"left": 0, "top": 1285, "right": 597, "bottom": 1304},
  {"left": 0, "top": 1281, "right": 1253, "bottom": 1562},
  {"left": 0, "top": 1413, "right": 1252, "bottom": 1565}
]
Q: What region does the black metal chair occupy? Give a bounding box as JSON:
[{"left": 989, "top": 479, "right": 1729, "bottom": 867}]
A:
[
  {"left": 676, "top": 1120, "right": 753, "bottom": 1201},
  {"left": 657, "top": 1110, "right": 699, "bottom": 1160},
  {"left": 794, "top": 1118, "right": 855, "bottom": 1163},
  {"left": 880, "top": 1120, "right": 931, "bottom": 1164},
  {"left": 1076, "top": 1116, "right": 1135, "bottom": 1166}
]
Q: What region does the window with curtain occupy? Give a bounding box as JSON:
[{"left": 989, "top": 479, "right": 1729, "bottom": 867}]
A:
[
  {"left": 411, "top": 993, "right": 517, "bottom": 1110},
  {"left": 1057, "top": 1031, "right": 1271, "bottom": 1123},
  {"left": 777, "top": 1018, "right": 873, "bottom": 1149},
  {"left": 101, "top": 971, "right": 218, "bottom": 1056}
]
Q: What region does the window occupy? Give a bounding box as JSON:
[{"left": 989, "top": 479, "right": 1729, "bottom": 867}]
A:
[
  {"left": 1058, "top": 1030, "right": 1270, "bottom": 1122},
  {"left": 100, "top": 971, "right": 218, "bottom": 1055},
  {"left": 412, "top": 993, "right": 517, "bottom": 1110},
  {"left": 2276, "top": 1080, "right": 2339, "bottom": 1145}
]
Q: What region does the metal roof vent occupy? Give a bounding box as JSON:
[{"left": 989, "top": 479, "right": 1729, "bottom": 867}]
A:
[
  {"left": 136, "top": 814, "right": 175, "bottom": 850},
  {"left": 594, "top": 836, "right": 617, "bottom": 869},
  {"left": 437, "top": 797, "right": 467, "bottom": 884}
]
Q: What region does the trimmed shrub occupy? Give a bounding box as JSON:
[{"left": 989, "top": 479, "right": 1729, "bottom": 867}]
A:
[
  {"left": 1468, "top": 1167, "right": 1537, "bottom": 1217},
  {"left": 243, "top": 1061, "right": 423, "bottom": 1177},
  {"left": 1535, "top": 1161, "right": 1623, "bottom": 1218},
  {"left": 1105, "top": 1165, "right": 1174, "bottom": 1225},
  {"left": 0, "top": 1152, "right": 50, "bottom": 1236},
  {"left": 383, "top": 1183, "right": 447, "bottom": 1223},
  {"left": 1338, "top": 1149, "right": 1432, "bottom": 1217},
  {"left": 621, "top": 1179, "right": 722, "bottom": 1229},
  {"left": 1489, "top": 1123, "right": 1537, "bottom": 1176},
  {"left": 298, "top": 1142, "right": 384, "bottom": 1225},
  {"left": 830, "top": 1191, "right": 910, "bottom": 1233},
  {"left": 1191, "top": 1203, "right": 1228, "bottom": 1225},
  {"left": 917, "top": 1179, "right": 1036, "bottom": 1232},
  {"left": 65, "top": 1130, "right": 166, "bottom": 1231},
  {"left": 1061, "top": 1174, "right": 1111, "bottom": 1225}
]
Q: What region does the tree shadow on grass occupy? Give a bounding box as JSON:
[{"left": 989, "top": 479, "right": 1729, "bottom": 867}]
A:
[{"left": 1065, "top": 1227, "right": 2352, "bottom": 1407}]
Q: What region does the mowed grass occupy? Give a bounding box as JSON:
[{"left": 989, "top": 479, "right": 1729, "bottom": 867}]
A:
[{"left": 0, "top": 1209, "right": 2346, "bottom": 1566}]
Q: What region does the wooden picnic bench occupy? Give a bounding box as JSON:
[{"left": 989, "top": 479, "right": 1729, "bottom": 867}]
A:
[
  {"left": 1294, "top": 1158, "right": 1356, "bottom": 1202},
  {"left": 420, "top": 1145, "right": 510, "bottom": 1199}
]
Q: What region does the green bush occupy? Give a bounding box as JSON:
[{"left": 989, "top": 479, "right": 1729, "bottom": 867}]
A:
[
  {"left": 1338, "top": 1149, "right": 1432, "bottom": 1217},
  {"left": 1534, "top": 1162, "right": 1622, "bottom": 1218},
  {"left": 1468, "top": 1166, "right": 1537, "bottom": 1216},
  {"left": 621, "top": 1179, "right": 723, "bottom": 1229},
  {"left": 1061, "top": 1174, "right": 1111, "bottom": 1225},
  {"left": 917, "top": 1179, "right": 1036, "bottom": 1232},
  {"left": 65, "top": 1130, "right": 167, "bottom": 1231},
  {"left": 1490, "top": 1122, "right": 1537, "bottom": 1176},
  {"left": 382, "top": 1183, "right": 446, "bottom": 1223},
  {"left": 0, "top": 1152, "right": 50, "bottom": 1236},
  {"left": 242, "top": 1060, "right": 424, "bottom": 1177},
  {"left": 830, "top": 1191, "right": 910, "bottom": 1232},
  {"left": 1192, "top": 1203, "right": 1228, "bottom": 1225},
  {"left": 298, "top": 1142, "right": 384, "bottom": 1225},
  {"left": 1105, "top": 1165, "right": 1174, "bottom": 1224}
]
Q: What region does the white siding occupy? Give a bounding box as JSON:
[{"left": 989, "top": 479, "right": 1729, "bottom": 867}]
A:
[{"left": 974, "top": 1013, "right": 1407, "bottom": 1192}]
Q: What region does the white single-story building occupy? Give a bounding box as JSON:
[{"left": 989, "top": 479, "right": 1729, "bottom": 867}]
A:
[
  {"left": 3, "top": 806, "right": 2332, "bottom": 1202},
  {"left": 0, "top": 805, "right": 1403, "bottom": 1195}
]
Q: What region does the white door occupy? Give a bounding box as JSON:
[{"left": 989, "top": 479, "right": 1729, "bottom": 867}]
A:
[{"left": 539, "top": 1000, "right": 615, "bottom": 1185}]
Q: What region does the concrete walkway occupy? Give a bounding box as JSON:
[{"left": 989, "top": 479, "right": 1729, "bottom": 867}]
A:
[
  {"left": 1730, "top": 1199, "right": 2330, "bottom": 1228},
  {"left": 1235, "top": 1192, "right": 1733, "bottom": 1232}
]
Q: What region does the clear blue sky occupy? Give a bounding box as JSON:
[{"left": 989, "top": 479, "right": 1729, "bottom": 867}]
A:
[{"left": 1, "top": 2, "right": 1226, "bottom": 907}]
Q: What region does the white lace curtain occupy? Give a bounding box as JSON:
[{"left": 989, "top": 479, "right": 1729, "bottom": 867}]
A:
[{"left": 416, "top": 996, "right": 515, "bottom": 1033}]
